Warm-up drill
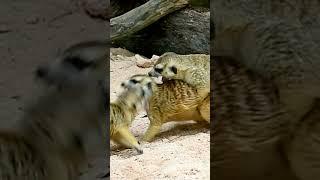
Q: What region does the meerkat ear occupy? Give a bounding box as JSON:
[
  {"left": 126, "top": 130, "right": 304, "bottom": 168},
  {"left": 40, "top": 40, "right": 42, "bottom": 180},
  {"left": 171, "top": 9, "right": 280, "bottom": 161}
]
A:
[{"left": 170, "top": 66, "right": 177, "bottom": 74}]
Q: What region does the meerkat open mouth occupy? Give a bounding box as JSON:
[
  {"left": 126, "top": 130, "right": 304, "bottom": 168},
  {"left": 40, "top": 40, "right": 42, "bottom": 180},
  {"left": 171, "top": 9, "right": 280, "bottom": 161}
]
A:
[{"left": 152, "top": 76, "right": 163, "bottom": 84}]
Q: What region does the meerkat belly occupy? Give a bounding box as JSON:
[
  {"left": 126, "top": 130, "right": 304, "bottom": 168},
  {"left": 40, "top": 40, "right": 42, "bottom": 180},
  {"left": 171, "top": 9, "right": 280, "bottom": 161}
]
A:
[{"left": 166, "top": 107, "right": 204, "bottom": 122}]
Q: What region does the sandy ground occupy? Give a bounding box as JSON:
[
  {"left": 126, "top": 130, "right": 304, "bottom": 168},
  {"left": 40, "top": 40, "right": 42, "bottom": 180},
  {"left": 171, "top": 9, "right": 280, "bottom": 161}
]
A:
[{"left": 110, "top": 49, "right": 210, "bottom": 180}]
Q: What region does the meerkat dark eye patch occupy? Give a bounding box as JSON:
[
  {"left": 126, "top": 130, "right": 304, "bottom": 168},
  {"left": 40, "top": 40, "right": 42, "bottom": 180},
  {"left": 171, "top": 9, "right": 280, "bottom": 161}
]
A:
[
  {"left": 64, "top": 56, "right": 93, "bottom": 70},
  {"left": 141, "top": 89, "right": 145, "bottom": 97},
  {"left": 170, "top": 66, "right": 177, "bottom": 74},
  {"left": 147, "top": 82, "right": 152, "bottom": 90},
  {"left": 154, "top": 67, "right": 163, "bottom": 73},
  {"left": 130, "top": 79, "right": 139, "bottom": 84}
]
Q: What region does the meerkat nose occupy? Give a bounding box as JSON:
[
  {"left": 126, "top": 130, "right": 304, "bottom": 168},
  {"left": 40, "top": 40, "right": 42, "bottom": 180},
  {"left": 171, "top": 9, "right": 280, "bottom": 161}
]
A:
[
  {"left": 148, "top": 72, "right": 152, "bottom": 76},
  {"left": 121, "top": 82, "right": 125, "bottom": 87}
]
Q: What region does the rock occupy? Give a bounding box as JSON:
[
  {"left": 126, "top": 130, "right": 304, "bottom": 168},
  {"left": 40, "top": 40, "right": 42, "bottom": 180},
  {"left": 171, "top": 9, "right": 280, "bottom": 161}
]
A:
[{"left": 135, "top": 54, "right": 154, "bottom": 68}]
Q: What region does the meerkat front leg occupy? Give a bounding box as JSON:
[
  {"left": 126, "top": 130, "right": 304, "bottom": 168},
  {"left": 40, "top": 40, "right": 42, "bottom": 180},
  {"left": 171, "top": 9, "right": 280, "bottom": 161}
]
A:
[
  {"left": 112, "top": 127, "right": 143, "bottom": 154},
  {"left": 142, "top": 111, "right": 164, "bottom": 142}
]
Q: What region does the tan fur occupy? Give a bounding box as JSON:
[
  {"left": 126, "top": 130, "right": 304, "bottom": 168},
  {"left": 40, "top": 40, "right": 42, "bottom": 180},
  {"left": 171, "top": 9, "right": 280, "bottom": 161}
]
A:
[
  {"left": 149, "top": 53, "right": 210, "bottom": 100},
  {"left": 0, "top": 41, "right": 107, "bottom": 180},
  {"left": 110, "top": 85, "right": 150, "bottom": 154},
  {"left": 121, "top": 74, "right": 210, "bottom": 142}
]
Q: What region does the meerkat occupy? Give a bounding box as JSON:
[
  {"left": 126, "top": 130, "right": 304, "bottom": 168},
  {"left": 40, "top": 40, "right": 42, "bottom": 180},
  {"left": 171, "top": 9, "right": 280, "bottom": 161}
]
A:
[
  {"left": 148, "top": 52, "right": 210, "bottom": 100},
  {"left": 121, "top": 74, "right": 210, "bottom": 142},
  {"left": 110, "top": 84, "right": 151, "bottom": 154},
  {"left": 212, "top": 56, "right": 292, "bottom": 180},
  {"left": 0, "top": 41, "right": 108, "bottom": 180}
]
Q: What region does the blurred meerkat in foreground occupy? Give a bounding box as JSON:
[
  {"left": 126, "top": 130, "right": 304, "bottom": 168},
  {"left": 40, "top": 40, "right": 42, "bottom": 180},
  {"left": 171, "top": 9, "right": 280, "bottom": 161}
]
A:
[
  {"left": 121, "top": 74, "right": 210, "bottom": 142},
  {"left": 148, "top": 52, "right": 210, "bottom": 100},
  {"left": 0, "top": 41, "right": 108, "bottom": 180},
  {"left": 110, "top": 84, "right": 152, "bottom": 154}
]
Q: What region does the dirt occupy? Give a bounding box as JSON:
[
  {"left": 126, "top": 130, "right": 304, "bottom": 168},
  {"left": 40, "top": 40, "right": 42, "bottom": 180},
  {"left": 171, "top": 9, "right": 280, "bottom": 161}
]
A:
[
  {"left": 110, "top": 49, "right": 210, "bottom": 180},
  {"left": 0, "top": 0, "right": 107, "bottom": 179}
]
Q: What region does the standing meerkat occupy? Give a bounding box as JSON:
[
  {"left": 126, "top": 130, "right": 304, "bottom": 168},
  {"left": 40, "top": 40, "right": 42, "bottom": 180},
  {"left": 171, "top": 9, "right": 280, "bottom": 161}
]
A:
[
  {"left": 148, "top": 52, "right": 210, "bottom": 100},
  {"left": 121, "top": 74, "right": 210, "bottom": 142},
  {"left": 0, "top": 41, "right": 108, "bottom": 180},
  {"left": 110, "top": 84, "right": 151, "bottom": 154}
]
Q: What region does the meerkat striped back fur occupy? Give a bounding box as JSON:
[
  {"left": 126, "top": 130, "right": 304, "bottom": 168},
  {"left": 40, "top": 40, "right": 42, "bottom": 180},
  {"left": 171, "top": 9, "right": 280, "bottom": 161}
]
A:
[{"left": 212, "top": 56, "right": 291, "bottom": 180}]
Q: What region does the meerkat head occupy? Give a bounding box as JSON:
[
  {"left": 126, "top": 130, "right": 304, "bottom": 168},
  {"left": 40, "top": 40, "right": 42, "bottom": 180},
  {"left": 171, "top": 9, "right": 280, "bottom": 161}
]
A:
[
  {"left": 148, "top": 52, "right": 178, "bottom": 80},
  {"left": 120, "top": 74, "right": 158, "bottom": 111},
  {"left": 118, "top": 85, "right": 150, "bottom": 112},
  {"left": 30, "top": 40, "right": 108, "bottom": 156},
  {"left": 34, "top": 41, "right": 107, "bottom": 90},
  {"left": 121, "top": 74, "right": 154, "bottom": 95}
]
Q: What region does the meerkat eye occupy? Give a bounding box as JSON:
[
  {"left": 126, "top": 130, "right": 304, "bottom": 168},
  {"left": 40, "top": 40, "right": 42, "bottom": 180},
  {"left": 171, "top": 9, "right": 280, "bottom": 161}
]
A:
[
  {"left": 141, "top": 89, "right": 145, "bottom": 97},
  {"left": 130, "top": 79, "right": 138, "bottom": 84},
  {"left": 64, "top": 56, "right": 93, "bottom": 70},
  {"left": 154, "top": 67, "right": 163, "bottom": 73},
  {"left": 147, "top": 82, "right": 152, "bottom": 90},
  {"left": 170, "top": 66, "right": 177, "bottom": 74}
]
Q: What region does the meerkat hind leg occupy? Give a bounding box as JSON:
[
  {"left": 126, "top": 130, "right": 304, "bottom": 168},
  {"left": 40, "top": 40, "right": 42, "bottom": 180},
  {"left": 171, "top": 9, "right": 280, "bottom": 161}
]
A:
[
  {"left": 142, "top": 123, "right": 162, "bottom": 142},
  {"left": 113, "top": 127, "right": 143, "bottom": 154}
]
